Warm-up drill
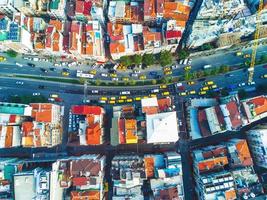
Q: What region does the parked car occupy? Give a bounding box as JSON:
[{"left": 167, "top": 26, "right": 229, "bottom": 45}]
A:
[
  {"left": 32, "top": 92, "right": 40, "bottom": 96},
  {"left": 15, "top": 62, "right": 23, "bottom": 67},
  {"left": 27, "top": 63, "right": 35, "bottom": 67},
  {"left": 15, "top": 81, "right": 24, "bottom": 85},
  {"left": 101, "top": 73, "right": 108, "bottom": 77},
  {"left": 40, "top": 68, "right": 48, "bottom": 73}
]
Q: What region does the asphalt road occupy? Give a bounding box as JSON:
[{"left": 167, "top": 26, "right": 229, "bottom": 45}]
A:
[{"left": 1, "top": 42, "right": 267, "bottom": 81}]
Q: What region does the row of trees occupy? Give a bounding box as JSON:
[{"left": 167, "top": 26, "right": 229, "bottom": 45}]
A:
[{"left": 119, "top": 51, "right": 173, "bottom": 67}]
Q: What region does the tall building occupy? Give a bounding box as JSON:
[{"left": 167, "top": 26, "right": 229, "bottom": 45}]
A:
[{"left": 247, "top": 124, "right": 267, "bottom": 169}]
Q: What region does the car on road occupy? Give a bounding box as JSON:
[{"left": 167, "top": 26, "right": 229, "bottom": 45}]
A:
[
  {"left": 188, "top": 90, "right": 196, "bottom": 95},
  {"left": 48, "top": 98, "right": 55, "bottom": 102},
  {"left": 55, "top": 97, "right": 63, "bottom": 102},
  {"left": 120, "top": 91, "right": 130, "bottom": 95},
  {"left": 261, "top": 74, "right": 267, "bottom": 78},
  {"left": 119, "top": 96, "right": 127, "bottom": 100},
  {"left": 179, "top": 92, "right": 187, "bottom": 96},
  {"left": 126, "top": 98, "right": 133, "bottom": 103},
  {"left": 201, "top": 86, "right": 209, "bottom": 91},
  {"left": 15, "top": 62, "right": 23, "bottom": 67},
  {"left": 236, "top": 51, "right": 243, "bottom": 56},
  {"left": 122, "top": 77, "right": 129, "bottom": 81},
  {"left": 204, "top": 81, "right": 214, "bottom": 86},
  {"left": 199, "top": 91, "right": 206, "bottom": 95},
  {"left": 50, "top": 94, "right": 59, "bottom": 98},
  {"left": 225, "top": 73, "right": 233, "bottom": 77},
  {"left": 149, "top": 71, "right": 158, "bottom": 76},
  {"left": 151, "top": 89, "right": 159, "bottom": 93},
  {"left": 208, "top": 84, "right": 217, "bottom": 89},
  {"left": 171, "top": 65, "right": 179, "bottom": 69},
  {"left": 89, "top": 70, "right": 97, "bottom": 75},
  {"left": 110, "top": 97, "right": 116, "bottom": 100},
  {"left": 100, "top": 97, "right": 108, "bottom": 101},
  {"left": 109, "top": 100, "right": 116, "bottom": 104},
  {"left": 40, "top": 68, "right": 48, "bottom": 73},
  {"left": 101, "top": 73, "right": 108, "bottom": 77},
  {"left": 176, "top": 82, "right": 183, "bottom": 87},
  {"left": 198, "top": 78, "right": 206, "bottom": 82},
  {"left": 187, "top": 81, "right": 195, "bottom": 85},
  {"left": 164, "top": 70, "right": 172, "bottom": 75},
  {"left": 61, "top": 71, "right": 70, "bottom": 76},
  {"left": 112, "top": 77, "right": 119, "bottom": 81},
  {"left": 110, "top": 73, "right": 117, "bottom": 78},
  {"left": 135, "top": 97, "right": 141, "bottom": 101},
  {"left": 91, "top": 90, "right": 99, "bottom": 94},
  {"left": 38, "top": 85, "right": 45, "bottom": 89},
  {"left": 139, "top": 75, "right": 146, "bottom": 80},
  {"left": 15, "top": 81, "right": 24, "bottom": 85},
  {"left": 238, "top": 82, "right": 246, "bottom": 87},
  {"left": 131, "top": 73, "right": 138, "bottom": 77},
  {"left": 98, "top": 100, "right": 106, "bottom": 104},
  {"left": 27, "top": 63, "right": 35, "bottom": 67},
  {"left": 162, "top": 91, "right": 170, "bottom": 96},
  {"left": 248, "top": 81, "right": 255, "bottom": 86},
  {"left": 160, "top": 84, "right": 167, "bottom": 89},
  {"left": 133, "top": 70, "right": 141, "bottom": 74},
  {"left": 149, "top": 94, "right": 157, "bottom": 97},
  {"left": 164, "top": 67, "right": 171, "bottom": 72},
  {"left": 117, "top": 99, "right": 124, "bottom": 103},
  {"left": 184, "top": 65, "right": 191, "bottom": 71},
  {"left": 49, "top": 67, "right": 56, "bottom": 71},
  {"left": 0, "top": 56, "right": 6, "bottom": 61},
  {"left": 33, "top": 92, "right": 40, "bottom": 96},
  {"left": 62, "top": 68, "right": 69, "bottom": 72}
]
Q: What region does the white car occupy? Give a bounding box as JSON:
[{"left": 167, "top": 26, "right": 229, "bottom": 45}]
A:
[
  {"left": 48, "top": 98, "right": 55, "bottom": 102},
  {"left": 101, "top": 73, "right": 108, "bottom": 77},
  {"left": 112, "top": 77, "right": 119, "bottom": 81},
  {"left": 33, "top": 93, "right": 40, "bottom": 96},
  {"left": 15, "top": 62, "right": 23, "bottom": 67},
  {"left": 172, "top": 65, "right": 179, "bottom": 69},
  {"left": 248, "top": 81, "right": 255, "bottom": 86},
  {"left": 54, "top": 63, "right": 61, "bottom": 67},
  {"left": 176, "top": 82, "right": 183, "bottom": 87},
  {"left": 133, "top": 70, "right": 141, "bottom": 74},
  {"left": 131, "top": 73, "right": 138, "bottom": 77},
  {"left": 99, "top": 64, "right": 105, "bottom": 69},
  {"left": 92, "top": 90, "right": 99, "bottom": 94},
  {"left": 120, "top": 91, "right": 130, "bottom": 95},
  {"left": 238, "top": 83, "right": 246, "bottom": 87},
  {"left": 15, "top": 81, "right": 24, "bottom": 85}
]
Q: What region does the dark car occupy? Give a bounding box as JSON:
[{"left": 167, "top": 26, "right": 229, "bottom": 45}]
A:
[
  {"left": 108, "top": 69, "right": 117, "bottom": 74},
  {"left": 49, "top": 67, "right": 56, "bottom": 71},
  {"left": 62, "top": 68, "right": 69, "bottom": 72},
  {"left": 149, "top": 71, "right": 158, "bottom": 76},
  {"left": 40, "top": 68, "right": 48, "bottom": 73},
  {"left": 27, "top": 63, "right": 35, "bottom": 67},
  {"left": 197, "top": 78, "right": 206, "bottom": 82}
]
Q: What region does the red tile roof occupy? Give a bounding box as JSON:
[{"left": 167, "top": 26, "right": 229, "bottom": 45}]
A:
[
  {"left": 248, "top": 96, "right": 267, "bottom": 115},
  {"left": 71, "top": 105, "right": 103, "bottom": 115},
  {"left": 166, "top": 30, "right": 182, "bottom": 39},
  {"left": 226, "top": 101, "right": 242, "bottom": 129},
  {"left": 198, "top": 110, "right": 212, "bottom": 137}
]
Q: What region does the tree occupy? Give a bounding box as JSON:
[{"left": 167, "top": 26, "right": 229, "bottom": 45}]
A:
[
  {"left": 184, "top": 71, "right": 192, "bottom": 81},
  {"left": 79, "top": 78, "right": 86, "bottom": 84},
  {"left": 132, "top": 54, "right": 142, "bottom": 65},
  {"left": 159, "top": 51, "right": 172, "bottom": 67},
  {"left": 6, "top": 49, "right": 18, "bottom": 57},
  {"left": 200, "top": 43, "right": 213, "bottom": 51},
  {"left": 196, "top": 70, "right": 204, "bottom": 78},
  {"left": 129, "top": 79, "right": 136, "bottom": 86},
  {"left": 120, "top": 56, "right": 132, "bottom": 67},
  {"left": 95, "top": 79, "right": 101, "bottom": 86},
  {"left": 151, "top": 79, "right": 157, "bottom": 85},
  {"left": 142, "top": 54, "right": 154, "bottom": 67},
  {"left": 238, "top": 89, "right": 247, "bottom": 99},
  {"left": 260, "top": 55, "right": 267, "bottom": 63},
  {"left": 192, "top": 71, "right": 197, "bottom": 79},
  {"left": 177, "top": 49, "right": 190, "bottom": 60},
  {"left": 219, "top": 65, "right": 230, "bottom": 73}
]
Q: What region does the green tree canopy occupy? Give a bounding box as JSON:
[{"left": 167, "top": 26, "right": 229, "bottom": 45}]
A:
[
  {"left": 142, "top": 54, "right": 154, "bottom": 67},
  {"left": 120, "top": 56, "right": 132, "bottom": 67},
  {"left": 177, "top": 49, "right": 190, "bottom": 60},
  {"left": 132, "top": 54, "right": 142, "bottom": 65},
  {"left": 159, "top": 51, "right": 172, "bottom": 67}
]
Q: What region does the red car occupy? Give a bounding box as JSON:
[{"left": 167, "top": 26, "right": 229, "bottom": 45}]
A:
[
  {"left": 178, "top": 86, "right": 185, "bottom": 91},
  {"left": 55, "top": 97, "right": 63, "bottom": 102}
]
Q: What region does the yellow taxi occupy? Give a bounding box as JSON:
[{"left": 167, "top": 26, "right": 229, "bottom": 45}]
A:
[
  {"left": 164, "top": 66, "right": 171, "bottom": 72},
  {"left": 164, "top": 70, "right": 172, "bottom": 75},
  {"left": 61, "top": 71, "right": 70, "bottom": 76},
  {"left": 179, "top": 92, "right": 187, "bottom": 96},
  {"left": 160, "top": 85, "right": 167, "bottom": 89},
  {"left": 126, "top": 98, "right": 133, "bottom": 102},
  {"left": 117, "top": 64, "right": 127, "bottom": 71},
  {"left": 135, "top": 97, "right": 141, "bottom": 101},
  {"left": 108, "top": 100, "right": 116, "bottom": 104},
  {"left": 122, "top": 77, "right": 129, "bottom": 81},
  {"left": 139, "top": 75, "right": 147, "bottom": 80},
  {"left": 117, "top": 99, "right": 124, "bottom": 103},
  {"left": 162, "top": 91, "right": 170, "bottom": 96},
  {"left": 244, "top": 54, "right": 251, "bottom": 58},
  {"left": 110, "top": 73, "right": 117, "bottom": 78},
  {"left": 119, "top": 96, "right": 127, "bottom": 100},
  {"left": 149, "top": 94, "right": 157, "bottom": 97},
  {"left": 187, "top": 81, "right": 195, "bottom": 85},
  {"left": 89, "top": 70, "right": 97, "bottom": 75},
  {"left": 204, "top": 81, "right": 214, "bottom": 86},
  {"left": 0, "top": 56, "right": 6, "bottom": 62},
  {"left": 199, "top": 91, "right": 207, "bottom": 95},
  {"left": 184, "top": 65, "right": 191, "bottom": 71},
  {"left": 189, "top": 90, "right": 196, "bottom": 95},
  {"left": 201, "top": 87, "right": 209, "bottom": 91},
  {"left": 261, "top": 74, "right": 267, "bottom": 78},
  {"left": 143, "top": 96, "right": 149, "bottom": 99},
  {"left": 209, "top": 84, "right": 217, "bottom": 89},
  {"left": 100, "top": 97, "right": 108, "bottom": 101}
]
